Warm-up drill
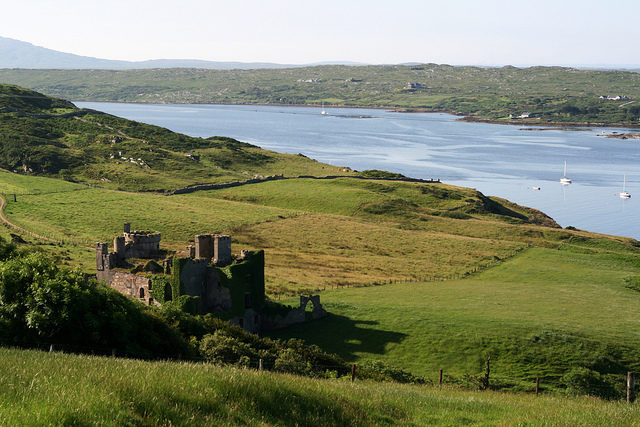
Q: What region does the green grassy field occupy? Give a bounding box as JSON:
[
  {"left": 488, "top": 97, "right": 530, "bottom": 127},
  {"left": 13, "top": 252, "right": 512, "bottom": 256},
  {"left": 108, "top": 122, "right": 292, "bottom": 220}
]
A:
[
  {"left": 3, "top": 65, "right": 640, "bottom": 125},
  {"left": 1, "top": 155, "right": 640, "bottom": 396},
  {"left": 2, "top": 173, "right": 589, "bottom": 294},
  {"left": 3, "top": 84, "right": 640, "bottom": 420},
  {"left": 269, "top": 244, "right": 640, "bottom": 392},
  {"left": 1, "top": 347, "right": 639, "bottom": 426}
]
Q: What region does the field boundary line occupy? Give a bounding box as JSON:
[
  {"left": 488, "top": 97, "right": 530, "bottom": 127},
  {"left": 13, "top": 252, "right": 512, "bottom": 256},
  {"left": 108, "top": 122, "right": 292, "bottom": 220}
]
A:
[{"left": 168, "top": 174, "right": 441, "bottom": 196}]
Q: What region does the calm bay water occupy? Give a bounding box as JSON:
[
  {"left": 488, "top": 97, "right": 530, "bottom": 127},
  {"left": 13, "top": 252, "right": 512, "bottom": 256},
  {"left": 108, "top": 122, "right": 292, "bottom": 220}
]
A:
[{"left": 77, "top": 102, "right": 640, "bottom": 239}]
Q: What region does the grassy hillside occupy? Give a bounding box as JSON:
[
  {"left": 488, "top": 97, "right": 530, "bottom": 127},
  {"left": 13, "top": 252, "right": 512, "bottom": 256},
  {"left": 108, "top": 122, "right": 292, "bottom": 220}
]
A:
[
  {"left": 2, "top": 65, "right": 640, "bottom": 125},
  {"left": 2, "top": 347, "right": 639, "bottom": 426},
  {"left": 2, "top": 85, "right": 640, "bottom": 401},
  {"left": 2, "top": 172, "right": 586, "bottom": 294},
  {"left": 3, "top": 169, "right": 640, "bottom": 392},
  {"left": 270, "top": 244, "right": 640, "bottom": 392},
  {"left": 0, "top": 84, "right": 336, "bottom": 191}
]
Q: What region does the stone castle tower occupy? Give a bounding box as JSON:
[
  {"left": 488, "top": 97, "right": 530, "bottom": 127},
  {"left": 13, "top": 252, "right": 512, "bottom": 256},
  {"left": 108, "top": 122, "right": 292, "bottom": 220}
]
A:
[{"left": 194, "top": 234, "right": 232, "bottom": 266}]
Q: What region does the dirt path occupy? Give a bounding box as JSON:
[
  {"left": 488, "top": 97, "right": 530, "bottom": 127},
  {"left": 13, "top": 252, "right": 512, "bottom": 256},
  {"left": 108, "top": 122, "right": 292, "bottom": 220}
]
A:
[{"left": 0, "top": 194, "right": 60, "bottom": 243}]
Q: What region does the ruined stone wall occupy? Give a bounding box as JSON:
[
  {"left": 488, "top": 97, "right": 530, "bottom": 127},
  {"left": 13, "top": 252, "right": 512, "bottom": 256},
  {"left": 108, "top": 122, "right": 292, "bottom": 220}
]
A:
[
  {"left": 262, "top": 295, "right": 327, "bottom": 330},
  {"left": 109, "top": 271, "right": 158, "bottom": 306},
  {"left": 94, "top": 224, "right": 282, "bottom": 333},
  {"left": 96, "top": 242, "right": 108, "bottom": 271},
  {"left": 195, "top": 234, "right": 213, "bottom": 259},
  {"left": 114, "top": 236, "right": 125, "bottom": 254},
  {"left": 179, "top": 258, "right": 208, "bottom": 297},
  {"left": 231, "top": 309, "right": 261, "bottom": 334},
  {"left": 121, "top": 232, "right": 161, "bottom": 258},
  {"left": 214, "top": 235, "right": 232, "bottom": 266},
  {"left": 216, "top": 250, "right": 265, "bottom": 318},
  {"left": 179, "top": 258, "right": 232, "bottom": 313}
]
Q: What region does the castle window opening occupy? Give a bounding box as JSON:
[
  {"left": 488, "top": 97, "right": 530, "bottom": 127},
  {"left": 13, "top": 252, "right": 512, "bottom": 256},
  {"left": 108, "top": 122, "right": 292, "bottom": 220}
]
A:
[
  {"left": 139, "top": 288, "right": 145, "bottom": 298},
  {"left": 244, "top": 292, "right": 252, "bottom": 309}
]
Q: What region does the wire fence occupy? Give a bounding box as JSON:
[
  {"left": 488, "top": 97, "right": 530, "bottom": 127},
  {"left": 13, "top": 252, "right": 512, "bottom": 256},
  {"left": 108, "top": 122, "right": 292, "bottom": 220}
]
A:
[{"left": 4, "top": 341, "right": 639, "bottom": 402}]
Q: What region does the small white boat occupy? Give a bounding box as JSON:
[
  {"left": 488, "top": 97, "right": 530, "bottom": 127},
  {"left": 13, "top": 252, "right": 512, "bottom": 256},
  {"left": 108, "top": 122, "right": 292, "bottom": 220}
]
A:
[
  {"left": 532, "top": 186, "right": 541, "bottom": 191},
  {"left": 620, "top": 174, "right": 631, "bottom": 198},
  {"left": 560, "top": 160, "right": 571, "bottom": 185},
  {"left": 321, "top": 102, "right": 327, "bottom": 115}
]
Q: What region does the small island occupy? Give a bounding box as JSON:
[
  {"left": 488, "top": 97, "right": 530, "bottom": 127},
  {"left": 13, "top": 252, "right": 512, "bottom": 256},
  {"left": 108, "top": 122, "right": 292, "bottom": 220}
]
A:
[{"left": 602, "top": 132, "right": 640, "bottom": 139}]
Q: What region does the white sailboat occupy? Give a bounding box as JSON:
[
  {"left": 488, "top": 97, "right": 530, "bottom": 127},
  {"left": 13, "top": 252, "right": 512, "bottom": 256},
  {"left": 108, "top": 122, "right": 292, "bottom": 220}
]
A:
[
  {"left": 560, "top": 161, "right": 572, "bottom": 185},
  {"left": 321, "top": 102, "right": 327, "bottom": 115},
  {"left": 620, "top": 174, "right": 631, "bottom": 198}
]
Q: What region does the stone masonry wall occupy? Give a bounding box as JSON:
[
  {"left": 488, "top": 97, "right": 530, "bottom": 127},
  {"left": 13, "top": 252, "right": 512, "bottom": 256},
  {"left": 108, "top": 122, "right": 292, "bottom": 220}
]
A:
[
  {"left": 214, "top": 235, "right": 231, "bottom": 266},
  {"left": 121, "top": 232, "right": 161, "bottom": 258},
  {"left": 195, "top": 234, "right": 214, "bottom": 259},
  {"left": 109, "top": 271, "right": 158, "bottom": 306},
  {"left": 180, "top": 258, "right": 232, "bottom": 313}
]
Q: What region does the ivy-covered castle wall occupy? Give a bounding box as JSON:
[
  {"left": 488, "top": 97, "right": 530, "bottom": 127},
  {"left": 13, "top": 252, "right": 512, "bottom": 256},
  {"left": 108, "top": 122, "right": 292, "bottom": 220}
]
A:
[{"left": 96, "top": 225, "right": 275, "bottom": 332}]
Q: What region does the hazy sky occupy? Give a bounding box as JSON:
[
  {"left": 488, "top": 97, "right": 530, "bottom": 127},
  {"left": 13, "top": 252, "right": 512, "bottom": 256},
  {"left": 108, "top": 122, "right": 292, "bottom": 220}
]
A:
[{"left": 2, "top": 0, "right": 639, "bottom": 66}]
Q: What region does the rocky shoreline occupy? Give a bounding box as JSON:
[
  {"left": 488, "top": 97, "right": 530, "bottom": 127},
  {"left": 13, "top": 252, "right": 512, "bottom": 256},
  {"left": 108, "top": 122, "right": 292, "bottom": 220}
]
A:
[{"left": 602, "top": 132, "right": 640, "bottom": 139}]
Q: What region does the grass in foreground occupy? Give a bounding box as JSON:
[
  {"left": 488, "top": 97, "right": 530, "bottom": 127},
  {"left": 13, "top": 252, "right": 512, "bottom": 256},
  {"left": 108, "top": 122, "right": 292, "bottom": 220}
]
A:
[{"left": 1, "top": 347, "right": 639, "bottom": 426}]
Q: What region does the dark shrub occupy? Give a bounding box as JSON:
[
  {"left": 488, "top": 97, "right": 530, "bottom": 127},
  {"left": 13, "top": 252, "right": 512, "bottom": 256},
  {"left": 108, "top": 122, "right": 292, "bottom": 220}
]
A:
[{"left": 561, "top": 367, "right": 618, "bottom": 399}]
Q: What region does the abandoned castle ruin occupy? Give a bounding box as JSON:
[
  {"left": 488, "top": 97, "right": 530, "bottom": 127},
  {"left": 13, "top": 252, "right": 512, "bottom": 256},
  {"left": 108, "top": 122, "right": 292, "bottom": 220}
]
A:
[{"left": 96, "top": 223, "right": 326, "bottom": 332}]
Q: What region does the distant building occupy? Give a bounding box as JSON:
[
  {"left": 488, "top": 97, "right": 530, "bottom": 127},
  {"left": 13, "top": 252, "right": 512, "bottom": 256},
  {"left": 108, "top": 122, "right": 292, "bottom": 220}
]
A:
[
  {"left": 518, "top": 112, "right": 532, "bottom": 119},
  {"left": 406, "top": 82, "right": 425, "bottom": 89}
]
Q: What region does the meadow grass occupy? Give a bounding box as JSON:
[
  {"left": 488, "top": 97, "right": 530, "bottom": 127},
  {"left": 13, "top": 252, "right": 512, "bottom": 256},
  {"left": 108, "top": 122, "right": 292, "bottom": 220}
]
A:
[
  {"left": 0, "top": 169, "right": 84, "bottom": 195},
  {"left": 3, "top": 188, "right": 296, "bottom": 246},
  {"left": 1, "top": 176, "right": 540, "bottom": 291},
  {"left": 1, "top": 347, "right": 639, "bottom": 426},
  {"left": 2, "top": 171, "right": 640, "bottom": 391},
  {"left": 269, "top": 246, "right": 640, "bottom": 385},
  {"left": 210, "top": 178, "right": 476, "bottom": 215},
  {"left": 2, "top": 175, "right": 637, "bottom": 294},
  {"left": 232, "top": 213, "right": 524, "bottom": 293}
]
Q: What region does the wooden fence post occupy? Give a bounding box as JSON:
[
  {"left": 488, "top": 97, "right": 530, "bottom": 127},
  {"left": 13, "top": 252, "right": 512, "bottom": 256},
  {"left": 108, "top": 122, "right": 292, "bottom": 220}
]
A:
[
  {"left": 535, "top": 377, "right": 539, "bottom": 396},
  {"left": 258, "top": 359, "right": 263, "bottom": 371},
  {"left": 483, "top": 356, "right": 490, "bottom": 390},
  {"left": 628, "top": 372, "right": 635, "bottom": 403},
  {"left": 438, "top": 369, "right": 443, "bottom": 386},
  {"left": 351, "top": 364, "right": 356, "bottom": 383},
  {"left": 49, "top": 344, "right": 54, "bottom": 353}
]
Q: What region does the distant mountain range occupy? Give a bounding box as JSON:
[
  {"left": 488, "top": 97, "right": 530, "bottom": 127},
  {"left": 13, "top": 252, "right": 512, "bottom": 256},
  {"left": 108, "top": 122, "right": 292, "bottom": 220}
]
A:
[{"left": 0, "top": 36, "right": 366, "bottom": 70}]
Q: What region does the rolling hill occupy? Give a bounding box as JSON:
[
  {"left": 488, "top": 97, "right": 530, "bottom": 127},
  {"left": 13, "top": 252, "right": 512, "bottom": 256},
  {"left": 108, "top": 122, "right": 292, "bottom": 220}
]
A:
[
  {"left": 0, "top": 36, "right": 298, "bottom": 70},
  {"left": 2, "top": 63, "right": 640, "bottom": 126},
  {"left": 0, "top": 84, "right": 338, "bottom": 191},
  {"left": 1, "top": 86, "right": 640, "bottom": 401}
]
